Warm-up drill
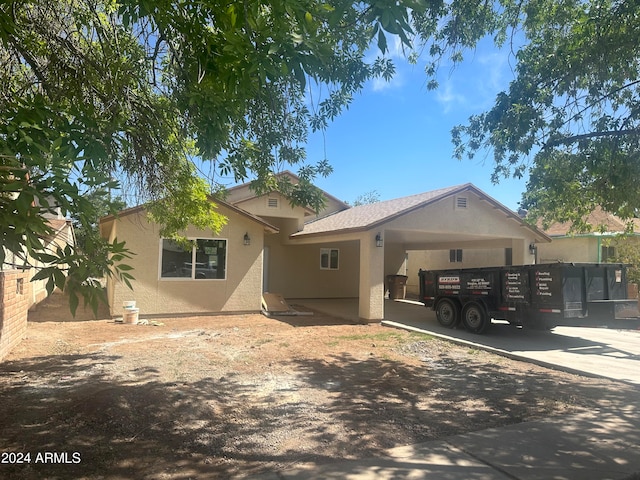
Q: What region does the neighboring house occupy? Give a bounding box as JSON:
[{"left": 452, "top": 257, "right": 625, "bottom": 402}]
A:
[
  {"left": 100, "top": 173, "right": 550, "bottom": 321},
  {"left": 1, "top": 208, "right": 75, "bottom": 360},
  {"left": 535, "top": 207, "right": 640, "bottom": 264},
  {"left": 2, "top": 207, "right": 75, "bottom": 305}
]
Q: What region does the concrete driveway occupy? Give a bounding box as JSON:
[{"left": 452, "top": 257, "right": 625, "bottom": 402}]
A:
[
  {"left": 295, "top": 298, "right": 640, "bottom": 385},
  {"left": 385, "top": 299, "right": 640, "bottom": 385}
]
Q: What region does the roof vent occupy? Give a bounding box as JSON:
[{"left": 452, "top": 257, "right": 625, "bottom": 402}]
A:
[
  {"left": 455, "top": 196, "right": 468, "bottom": 210},
  {"left": 267, "top": 197, "right": 279, "bottom": 209}
]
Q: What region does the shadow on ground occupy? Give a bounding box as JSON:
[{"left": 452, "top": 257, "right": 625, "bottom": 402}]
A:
[
  {"left": 28, "top": 291, "right": 111, "bottom": 323},
  {"left": 1, "top": 336, "right": 639, "bottom": 479}
]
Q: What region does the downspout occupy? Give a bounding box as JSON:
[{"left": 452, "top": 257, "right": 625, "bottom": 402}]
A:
[{"left": 597, "top": 236, "right": 602, "bottom": 263}]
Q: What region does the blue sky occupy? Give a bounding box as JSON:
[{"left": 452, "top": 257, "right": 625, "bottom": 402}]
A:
[{"left": 302, "top": 37, "right": 528, "bottom": 211}]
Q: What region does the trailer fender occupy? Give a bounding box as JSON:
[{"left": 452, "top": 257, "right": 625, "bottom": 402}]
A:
[
  {"left": 434, "top": 297, "right": 461, "bottom": 328},
  {"left": 462, "top": 301, "right": 490, "bottom": 334}
]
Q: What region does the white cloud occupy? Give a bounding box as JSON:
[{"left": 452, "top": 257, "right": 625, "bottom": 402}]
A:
[
  {"left": 371, "top": 68, "right": 406, "bottom": 92},
  {"left": 435, "top": 81, "right": 466, "bottom": 113}
]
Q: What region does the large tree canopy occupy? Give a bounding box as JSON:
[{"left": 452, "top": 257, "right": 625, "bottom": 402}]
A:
[
  {"left": 4, "top": 0, "right": 638, "bottom": 313},
  {"left": 1, "top": 0, "right": 437, "bottom": 312},
  {"left": 451, "top": 0, "right": 640, "bottom": 231}
]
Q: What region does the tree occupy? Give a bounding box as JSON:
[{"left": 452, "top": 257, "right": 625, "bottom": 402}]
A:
[
  {"left": 449, "top": 0, "right": 640, "bottom": 231},
  {"left": 608, "top": 236, "right": 640, "bottom": 287},
  {"left": 0, "top": 0, "right": 428, "bottom": 313},
  {"left": 351, "top": 190, "right": 380, "bottom": 206},
  {"left": 72, "top": 190, "right": 126, "bottom": 253}
]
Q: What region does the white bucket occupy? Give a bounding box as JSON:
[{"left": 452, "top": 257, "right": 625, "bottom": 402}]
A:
[
  {"left": 123, "top": 300, "right": 136, "bottom": 309},
  {"left": 123, "top": 308, "right": 139, "bottom": 324}
]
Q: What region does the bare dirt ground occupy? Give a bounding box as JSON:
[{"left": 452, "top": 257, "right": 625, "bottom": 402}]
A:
[{"left": 1, "top": 292, "right": 638, "bottom": 479}]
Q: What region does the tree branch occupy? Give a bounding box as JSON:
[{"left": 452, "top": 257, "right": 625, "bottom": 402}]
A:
[{"left": 544, "top": 128, "right": 640, "bottom": 149}]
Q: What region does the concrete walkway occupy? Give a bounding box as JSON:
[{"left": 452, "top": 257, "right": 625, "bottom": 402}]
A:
[
  {"left": 260, "top": 298, "right": 640, "bottom": 479},
  {"left": 259, "top": 407, "right": 640, "bottom": 479},
  {"left": 260, "top": 407, "right": 640, "bottom": 480}
]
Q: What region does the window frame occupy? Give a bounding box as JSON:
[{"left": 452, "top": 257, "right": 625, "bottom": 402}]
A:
[
  {"left": 449, "top": 249, "right": 463, "bottom": 263},
  {"left": 159, "top": 237, "right": 228, "bottom": 281},
  {"left": 320, "top": 247, "right": 340, "bottom": 270},
  {"left": 601, "top": 245, "right": 616, "bottom": 263}
]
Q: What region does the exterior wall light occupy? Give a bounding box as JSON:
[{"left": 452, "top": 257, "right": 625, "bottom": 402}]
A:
[
  {"left": 529, "top": 242, "right": 536, "bottom": 254},
  {"left": 376, "top": 233, "right": 383, "bottom": 248},
  {"left": 243, "top": 233, "right": 251, "bottom": 246}
]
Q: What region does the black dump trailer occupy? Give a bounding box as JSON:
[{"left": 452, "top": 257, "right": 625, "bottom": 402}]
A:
[{"left": 418, "top": 263, "right": 640, "bottom": 334}]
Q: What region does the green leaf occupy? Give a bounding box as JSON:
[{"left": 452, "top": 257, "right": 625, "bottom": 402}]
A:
[{"left": 377, "top": 29, "right": 387, "bottom": 54}]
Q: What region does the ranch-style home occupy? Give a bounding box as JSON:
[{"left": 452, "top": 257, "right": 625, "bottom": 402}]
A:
[
  {"left": 534, "top": 206, "right": 640, "bottom": 264},
  {"left": 99, "top": 172, "right": 550, "bottom": 321}
]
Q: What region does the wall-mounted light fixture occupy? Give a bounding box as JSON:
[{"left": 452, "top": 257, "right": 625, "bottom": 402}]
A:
[
  {"left": 529, "top": 242, "right": 536, "bottom": 254},
  {"left": 376, "top": 233, "right": 383, "bottom": 248},
  {"left": 243, "top": 232, "right": 251, "bottom": 246}
]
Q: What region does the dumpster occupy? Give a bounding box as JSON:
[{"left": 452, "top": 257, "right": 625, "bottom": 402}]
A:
[{"left": 386, "top": 275, "right": 408, "bottom": 300}]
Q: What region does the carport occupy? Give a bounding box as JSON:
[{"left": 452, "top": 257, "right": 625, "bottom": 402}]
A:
[{"left": 289, "top": 184, "right": 550, "bottom": 321}]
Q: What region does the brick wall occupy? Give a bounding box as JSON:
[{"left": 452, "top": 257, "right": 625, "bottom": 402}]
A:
[{"left": 0, "top": 270, "right": 32, "bottom": 361}]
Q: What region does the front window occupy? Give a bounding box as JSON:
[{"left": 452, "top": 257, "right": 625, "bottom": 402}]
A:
[
  {"left": 320, "top": 248, "right": 339, "bottom": 270},
  {"left": 161, "top": 239, "right": 227, "bottom": 279}
]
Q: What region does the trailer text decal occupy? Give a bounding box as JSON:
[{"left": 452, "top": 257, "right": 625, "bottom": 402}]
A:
[
  {"left": 438, "top": 276, "right": 460, "bottom": 291},
  {"left": 535, "top": 271, "right": 553, "bottom": 297},
  {"left": 504, "top": 272, "right": 526, "bottom": 300}
]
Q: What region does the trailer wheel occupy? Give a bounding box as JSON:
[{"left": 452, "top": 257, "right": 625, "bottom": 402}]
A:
[
  {"left": 435, "top": 298, "right": 460, "bottom": 328},
  {"left": 462, "top": 302, "right": 489, "bottom": 334}
]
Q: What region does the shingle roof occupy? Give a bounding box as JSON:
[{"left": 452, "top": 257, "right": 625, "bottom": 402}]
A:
[
  {"left": 539, "top": 207, "right": 640, "bottom": 236},
  {"left": 292, "top": 184, "right": 471, "bottom": 237},
  {"left": 100, "top": 197, "right": 279, "bottom": 233}
]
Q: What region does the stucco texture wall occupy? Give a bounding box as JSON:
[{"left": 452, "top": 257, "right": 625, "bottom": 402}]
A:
[
  {"left": 537, "top": 237, "right": 597, "bottom": 263},
  {"left": 107, "top": 207, "right": 265, "bottom": 316},
  {"left": 264, "top": 236, "right": 360, "bottom": 299}
]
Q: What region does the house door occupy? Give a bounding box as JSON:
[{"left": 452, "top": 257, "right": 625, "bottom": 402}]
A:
[{"left": 262, "top": 246, "right": 270, "bottom": 292}]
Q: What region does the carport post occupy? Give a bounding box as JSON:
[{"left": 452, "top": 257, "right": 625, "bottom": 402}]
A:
[{"left": 359, "top": 232, "right": 385, "bottom": 321}]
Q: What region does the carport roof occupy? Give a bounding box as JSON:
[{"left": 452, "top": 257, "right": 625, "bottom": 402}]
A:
[{"left": 291, "top": 183, "right": 550, "bottom": 241}]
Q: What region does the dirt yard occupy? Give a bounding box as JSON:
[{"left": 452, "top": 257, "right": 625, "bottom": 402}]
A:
[{"left": 1, "top": 293, "right": 637, "bottom": 479}]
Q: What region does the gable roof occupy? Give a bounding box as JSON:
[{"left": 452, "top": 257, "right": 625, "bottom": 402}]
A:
[
  {"left": 100, "top": 196, "right": 279, "bottom": 234},
  {"left": 226, "top": 170, "right": 350, "bottom": 214},
  {"left": 291, "top": 183, "right": 550, "bottom": 240},
  {"left": 539, "top": 206, "right": 640, "bottom": 236}
]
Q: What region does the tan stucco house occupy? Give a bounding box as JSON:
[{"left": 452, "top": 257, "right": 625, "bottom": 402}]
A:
[
  {"left": 100, "top": 173, "right": 550, "bottom": 321},
  {"left": 536, "top": 207, "right": 640, "bottom": 264}
]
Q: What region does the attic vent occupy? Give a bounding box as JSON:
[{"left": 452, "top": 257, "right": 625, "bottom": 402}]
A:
[
  {"left": 267, "top": 197, "right": 279, "bottom": 209},
  {"left": 455, "top": 196, "right": 468, "bottom": 210}
]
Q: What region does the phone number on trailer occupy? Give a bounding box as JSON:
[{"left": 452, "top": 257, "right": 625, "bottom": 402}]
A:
[{"left": 2, "top": 452, "right": 81, "bottom": 464}]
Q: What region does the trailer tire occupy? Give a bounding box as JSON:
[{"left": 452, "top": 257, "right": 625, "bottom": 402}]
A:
[
  {"left": 435, "top": 298, "right": 460, "bottom": 328},
  {"left": 462, "top": 302, "right": 490, "bottom": 334}
]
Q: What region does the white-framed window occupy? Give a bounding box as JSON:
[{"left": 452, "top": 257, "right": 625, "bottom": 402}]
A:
[
  {"left": 160, "top": 238, "right": 227, "bottom": 280},
  {"left": 320, "top": 248, "right": 339, "bottom": 270},
  {"left": 449, "top": 249, "right": 463, "bottom": 263}
]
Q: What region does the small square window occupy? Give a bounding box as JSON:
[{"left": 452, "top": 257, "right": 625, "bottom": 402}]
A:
[
  {"left": 601, "top": 246, "right": 616, "bottom": 262},
  {"left": 449, "top": 249, "right": 463, "bottom": 263},
  {"left": 320, "top": 248, "right": 339, "bottom": 270}
]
